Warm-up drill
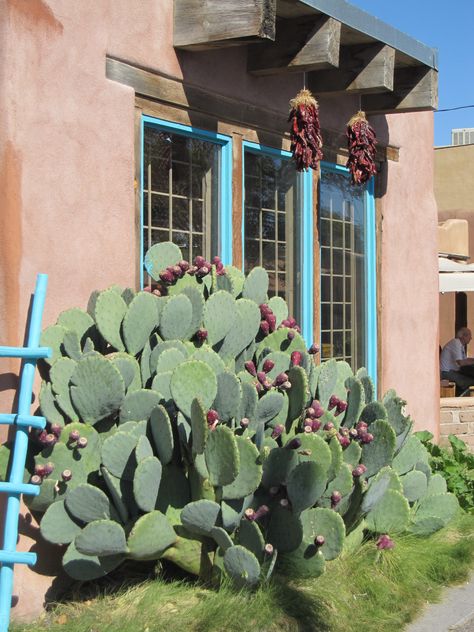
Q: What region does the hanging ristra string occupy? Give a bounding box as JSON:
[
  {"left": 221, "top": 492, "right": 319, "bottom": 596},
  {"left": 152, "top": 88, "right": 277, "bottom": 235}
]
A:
[
  {"left": 288, "top": 87, "right": 323, "bottom": 172},
  {"left": 346, "top": 110, "right": 377, "bottom": 186}
]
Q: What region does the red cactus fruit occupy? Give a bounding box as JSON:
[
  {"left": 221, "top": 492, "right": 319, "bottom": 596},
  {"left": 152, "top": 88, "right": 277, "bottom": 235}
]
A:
[
  {"left": 308, "top": 343, "right": 320, "bottom": 355},
  {"left": 376, "top": 534, "right": 395, "bottom": 550},
  {"left": 331, "top": 491, "right": 342, "bottom": 507},
  {"left": 262, "top": 359, "right": 275, "bottom": 373},
  {"left": 287, "top": 330, "right": 296, "bottom": 341},
  {"left": 323, "top": 422, "right": 334, "bottom": 431},
  {"left": 61, "top": 469, "right": 72, "bottom": 482},
  {"left": 260, "top": 321, "right": 270, "bottom": 335},
  {"left": 274, "top": 372, "right": 288, "bottom": 386},
  {"left": 271, "top": 424, "right": 284, "bottom": 439},
  {"left": 69, "top": 429, "right": 80, "bottom": 442},
  {"left": 207, "top": 410, "right": 219, "bottom": 424},
  {"left": 43, "top": 462, "right": 54, "bottom": 476},
  {"left": 245, "top": 361, "right": 257, "bottom": 377},
  {"left": 34, "top": 464, "right": 46, "bottom": 478},
  {"left": 328, "top": 395, "right": 339, "bottom": 411},
  {"left": 76, "top": 437, "right": 88, "bottom": 449},
  {"left": 290, "top": 351, "right": 302, "bottom": 366},
  {"left": 196, "top": 329, "right": 208, "bottom": 342},
  {"left": 264, "top": 543, "right": 274, "bottom": 555},
  {"left": 244, "top": 508, "right": 256, "bottom": 521},
  {"left": 240, "top": 418, "right": 250, "bottom": 428},
  {"left": 314, "top": 535, "right": 325, "bottom": 547},
  {"left": 50, "top": 424, "right": 62, "bottom": 438},
  {"left": 30, "top": 475, "right": 42, "bottom": 485},
  {"left": 312, "top": 420, "right": 322, "bottom": 432}
]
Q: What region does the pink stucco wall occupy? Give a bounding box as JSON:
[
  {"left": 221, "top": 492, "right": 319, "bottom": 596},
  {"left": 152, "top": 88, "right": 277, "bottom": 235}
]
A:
[{"left": 0, "top": 0, "right": 439, "bottom": 621}]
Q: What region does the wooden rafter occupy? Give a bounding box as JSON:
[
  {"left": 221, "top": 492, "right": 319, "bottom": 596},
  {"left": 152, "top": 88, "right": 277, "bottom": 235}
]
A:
[
  {"left": 361, "top": 67, "right": 438, "bottom": 113},
  {"left": 173, "top": 0, "right": 276, "bottom": 50},
  {"left": 247, "top": 15, "right": 341, "bottom": 75}
]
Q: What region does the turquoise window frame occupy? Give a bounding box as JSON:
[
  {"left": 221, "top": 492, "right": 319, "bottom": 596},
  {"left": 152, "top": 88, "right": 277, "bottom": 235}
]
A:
[
  {"left": 140, "top": 115, "right": 232, "bottom": 287},
  {"left": 320, "top": 161, "right": 377, "bottom": 389},
  {"left": 242, "top": 141, "right": 314, "bottom": 345}
]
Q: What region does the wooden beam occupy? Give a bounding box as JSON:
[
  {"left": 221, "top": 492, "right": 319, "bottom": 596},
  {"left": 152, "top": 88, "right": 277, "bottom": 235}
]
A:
[
  {"left": 361, "top": 67, "right": 438, "bottom": 113},
  {"left": 308, "top": 44, "right": 395, "bottom": 94},
  {"left": 173, "top": 0, "right": 276, "bottom": 50},
  {"left": 247, "top": 15, "right": 341, "bottom": 75}
]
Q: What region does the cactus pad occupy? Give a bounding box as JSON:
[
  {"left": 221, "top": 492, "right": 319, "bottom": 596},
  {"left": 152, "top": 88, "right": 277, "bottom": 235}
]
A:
[
  {"left": 150, "top": 405, "right": 174, "bottom": 464},
  {"left": 222, "top": 437, "right": 261, "bottom": 500},
  {"left": 204, "top": 291, "right": 236, "bottom": 345},
  {"left": 160, "top": 294, "right": 193, "bottom": 340},
  {"left": 242, "top": 267, "right": 268, "bottom": 305},
  {"left": 62, "top": 541, "right": 125, "bottom": 580},
  {"left": 401, "top": 470, "right": 428, "bottom": 503},
  {"left": 224, "top": 545, "right": 261, "bottom": 589},
  {"left": 205, "top": 425, "right": 239, "bottom": 487},
  {"left": 361, "top": 420, "right": 396, "bottom": 478},
  {"left": 287, "top": 461, "right": 327, "bottom": 514},
  {"left": 123, "top": 292, "right": 159, "bottom": 355},
  {"left": 119, "top": 388, "right": 162, "bottom": 423},
  {"left": 40, "top": 500, "right": 82, "bottom": 545},
  {"left": 213, "top": 371, "right": 242, "bottom": 421},
  {"left": 144, "top": 242, "right": 182, "bottom": 281},
  {"left": 170, "top": 360, "right": 217, "bottom": 418},
  {"left": 101, "top": 431, "right": 138, "bottom": 480},
  {"left": 134, "top": 456, "right": 162, "bottom": 512},
  {"left": 181, "top": 499, "right": 221, "bottom": 536},
  {"left": 66, "top": 484, "right": 112, "bottom": 523},
  {"left": 127, "top": 510, "right": 177, "bottom": 560},
  {"left": 75, "top": 520, "right": 128, "bottom": 556},
  {"left": 94, "top": 289, "right": 127, "bottom": 351},
  {"left": 365, "top": 490, "right": 410, "bottom": 534}
]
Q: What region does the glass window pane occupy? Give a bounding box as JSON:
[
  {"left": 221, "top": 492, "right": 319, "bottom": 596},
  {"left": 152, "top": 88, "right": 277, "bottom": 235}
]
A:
[
  {"left": 244, "top": 149, "right": 299, "bottom": 319},
  {"left": 320, "top": 168, "right": 368, "bottom": 370},
  {"left": 143, "top": 123, "right": 220, "bottom": 270}
]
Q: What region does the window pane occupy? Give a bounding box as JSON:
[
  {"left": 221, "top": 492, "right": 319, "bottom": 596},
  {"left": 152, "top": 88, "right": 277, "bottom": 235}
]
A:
[
  {"left": 143, "top": 123, "right": 220, "bottom": 280},
  {"left": 244, "top": 149, "right": 300, "bottom": 319},
  {"left": 320, "top": 168, "right": 368, "bottom": 371}
]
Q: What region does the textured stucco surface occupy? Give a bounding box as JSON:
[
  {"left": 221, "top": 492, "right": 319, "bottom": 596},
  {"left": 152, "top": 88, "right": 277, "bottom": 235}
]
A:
[{"left": 0, "top": 0, "right": 439, "bottom": 621}]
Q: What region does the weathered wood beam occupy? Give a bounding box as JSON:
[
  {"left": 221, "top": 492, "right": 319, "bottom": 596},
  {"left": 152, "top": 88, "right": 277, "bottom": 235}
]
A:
[
  {"left": 173, "top": 0, "right": 276, "bottom": 50},
  {"left": 247, "top": 15, "right": 341, "bottom": 75},
  {"left": 361, "top": 67, "right": 438, "bottom": 113},
  {"left": 307, "top": 43, "right": 395, "bottom": 94}
]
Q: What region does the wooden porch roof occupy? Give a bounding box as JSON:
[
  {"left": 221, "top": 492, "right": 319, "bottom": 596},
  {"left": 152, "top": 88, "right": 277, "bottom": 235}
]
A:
[{"left": 174, "top": 0, "right": 438, "bottom": 114}]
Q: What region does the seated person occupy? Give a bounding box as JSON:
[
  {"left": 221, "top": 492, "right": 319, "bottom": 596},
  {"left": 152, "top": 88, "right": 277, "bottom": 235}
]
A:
[{"left": 440, "top": 327, "right": 474, "bottom": 394}]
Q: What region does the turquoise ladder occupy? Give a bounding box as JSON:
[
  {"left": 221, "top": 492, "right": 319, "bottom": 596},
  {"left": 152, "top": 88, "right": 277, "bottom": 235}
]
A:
[{"left": 0, "top": 274, "right": 50, "bottom": 632}]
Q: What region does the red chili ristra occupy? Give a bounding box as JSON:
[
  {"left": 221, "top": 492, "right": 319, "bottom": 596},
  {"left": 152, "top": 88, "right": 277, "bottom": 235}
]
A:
[
  {"left": 346, "top": 111, "right": 377, "bottom": 185},
  {"left": 288, "top": 89, "right": 323, "bottom": 172}
]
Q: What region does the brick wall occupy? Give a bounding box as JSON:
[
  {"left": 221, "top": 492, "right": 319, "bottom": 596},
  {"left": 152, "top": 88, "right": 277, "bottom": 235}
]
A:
[{"left": 440, "top": 398, "right": 474, "bottom": 450}]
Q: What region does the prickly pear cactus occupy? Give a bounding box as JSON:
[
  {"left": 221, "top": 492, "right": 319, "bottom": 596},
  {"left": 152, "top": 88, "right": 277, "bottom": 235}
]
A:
[{"left": 10, "top": 241, "right": 457, "bottom": 588}]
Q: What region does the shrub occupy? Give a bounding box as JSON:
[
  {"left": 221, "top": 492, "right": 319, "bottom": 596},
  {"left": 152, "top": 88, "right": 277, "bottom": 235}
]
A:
[
  {"left": 416, "top": 431, "right": 474, "bottom": 513},
  {"left": 1, "top": 242, "right": 460, "bottom": 589}
]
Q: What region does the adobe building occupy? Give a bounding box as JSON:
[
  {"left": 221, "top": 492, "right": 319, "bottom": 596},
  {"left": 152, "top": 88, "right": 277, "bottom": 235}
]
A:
[{"left": 0, "top": 0, "right": 440, "bottom": 621}]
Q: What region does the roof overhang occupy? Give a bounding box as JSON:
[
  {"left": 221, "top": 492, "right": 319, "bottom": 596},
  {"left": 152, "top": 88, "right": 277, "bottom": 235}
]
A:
[
  {"left": 439, "top": 257, "right": 474, "bottom": 293},
  {"left": 174, "top": 0, "right": 438, "bottom": 114}
]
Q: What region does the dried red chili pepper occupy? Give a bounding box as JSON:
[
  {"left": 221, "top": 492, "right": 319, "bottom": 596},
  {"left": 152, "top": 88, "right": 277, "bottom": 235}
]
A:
[
  {"left": 288, "top": 89, "right": 323, "bottom": 172},
  {"left": 346, "top": 111, "right": 377, "bottom": 185}
]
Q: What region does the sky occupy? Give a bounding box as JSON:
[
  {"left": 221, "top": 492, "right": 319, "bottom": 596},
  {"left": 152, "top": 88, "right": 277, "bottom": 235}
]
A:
[{"left": 348, "top": 0, "right": 474, "bottom": 147}]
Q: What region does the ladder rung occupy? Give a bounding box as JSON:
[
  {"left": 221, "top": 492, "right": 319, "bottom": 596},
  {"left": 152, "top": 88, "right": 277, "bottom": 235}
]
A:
[
  {"left": 0, "top": 414, "right": 46, "bottom": 430},
  {"left": 0, "top": 346, "right": 51, "bottom": 360},
  {"left": 0, "top": 551, "right": 37, "bottom": 566},
  {"left": 0, "top": 482, "right": 41, "bottom": 496}
]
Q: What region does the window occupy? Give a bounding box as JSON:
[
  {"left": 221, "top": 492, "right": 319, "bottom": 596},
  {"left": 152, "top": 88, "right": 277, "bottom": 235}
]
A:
[
  {"left": 141, "top": 116, "right": 231, "bottom": 286},
  {"left": 319, "top": 163, "right": 377, "bottom": 381},
  {"left": 243, "top": 142, "right": 313, "bottom": 343}
]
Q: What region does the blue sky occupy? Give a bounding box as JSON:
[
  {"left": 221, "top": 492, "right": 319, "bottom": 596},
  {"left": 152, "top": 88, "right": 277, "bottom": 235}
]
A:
[{"left": 348, "top": 0, "right": 474, "bottom": 146}]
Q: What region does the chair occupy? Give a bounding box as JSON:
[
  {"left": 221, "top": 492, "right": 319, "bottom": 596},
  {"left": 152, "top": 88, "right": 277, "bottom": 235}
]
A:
[{"left": 440, "top": 380, "right": 456, "bottom": 397}]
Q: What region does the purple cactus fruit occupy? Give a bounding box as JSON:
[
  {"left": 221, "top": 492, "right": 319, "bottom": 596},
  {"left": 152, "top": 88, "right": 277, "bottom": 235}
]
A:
[
  {"left": 280, "top": 319, "right": 290, "bottom": 327},
  {"left": 196, "top": 329, "right": 208, "bottom": 342},
  {"left": 376, "top": 534, "right": 395, "bottom": 550},
  {"left": 50, "top": 424, "right": 62, "bottom": 438},
  {"left": 69, "top": 429, "right": 80, "bottom": 443},
  {"left": 304, "top": 425, "right": 313, "bottom": 434},
  {"left": 269, "top": 486, "right": 280, "bottom": 496},
  {"left": 143, "top": 285, "right": 152, "bottom": 292},
  {"left": 244, "top": 508, "right": 256, "bottom": 521},
  {"left": 196, "top": 266, "right": 209, "bottom": 278},
  {"left": 207, "top": 409, "right": 219, "bottom": 424},
  {"left": 215, "top": 262, "right": 225, "bottom": 274},
  {"left": 287, "top": 317, "right": 296, "bottom": 328},
  {"left": 331, "top": 491, "right": 342, "bottom": 508},
  {"left": 314, "top": 535, "right": 325, "bottom": 547},
  {"left": 262, "top": 359, "right": 275, "bottom": 374},
  {"left": 352, "top": 464, "right": 367, "bottom": 478},
  {"left": 287, "top": 330, "right": 295, "bottom": 341},
  {"left": 259, "top": 303, "right": 270, "bottom": 316},
  {"left": 30, "top": 474, "right": 42, "bottom": 485},
  {"left": 159, "top": 270, "right": 174, "bottom": 284},
  {"left": 356, "top": 421, "right": 368, "bottom": 433},
  {"left": 290, "top": 351, "right": 302, "bottom": 366},
  {"left": 244, "top": 361, "right": 257, "bottom": 377},
  {"left": 194, "top": 256, "right": 206, "bottom": 268},
  {"left": 172, "top": 265, "right": 184, "bottom": 279},
  {"left": 280, "top": 380, "right": 292, "bottom": 391},
  {"left": 312, "top": 420, "right": 322, "bottom": 432},
  {"left": 43, "top": 462, "right": 54, "bottom": 476},
  {"left": 253, "top": 505, "right": 270, "bottom": 521},
  {"left": 179, "top": 260, "right": 190, "bottom": 271},
  {"left": 323, "top": 422, "right": 334, "bottom": 432},
  {"left": 37, "top": 431, "right": 48, "bottom": 445},
  {"left": 338, "top": 435, "right": 351, "bottom": 448},
  {"left": 328, "top": 395, "right": 340, "bottom": 411},
  {"left": 361, "top": 432, "right": 374, "bottom": 444},
  {"left": 187, "top": 265, "right": 197, "bottom": 276},
  {"left": 76, "top": 437, "right": 88, "bottom": 449},
  {"left": 152, "top": 289, "right": 161, "bottom": 297},
  {"left": 274, "top": 372, "right": 288, "bottom": 386},
  {"left": 340, "top": 427, "right": 349, "bottom": 437},
  {"left": 45, "top": 433, "right": 57, "bottom": 446},
  {"left": 306, "top": 407, "right": 316, "bottom": 418},
  {"left": 349, "top": 428, "right": 358, "bottom": 439},
  {"left": 294, "top": 325, "right": 301, "bottom": 333},
  {"left": 308, "top": 343, "right": 320, "bottom": 355},
  {"left": 212, "top": 256, "right": 221, "bottom": 265},
  {"left": 304, "top": 417, "right": 314, "bottom": 427},
  {"left": 240, "top": 417, "right": 250, "bottom": 428},
  {"left": 257, "top": 371, "right": 267, "bottom": 385},
  {"left": 335, "top": 400, "right": 348, "bottom": 416},
  {"left": 34, "top": 464, "right": 46, "bottom": 478},
  {"left": 266, "top": 314, "right": 276, "bottom": 332},
  {"left": 279, "top": 498, "right": 289, "bottom": 508},
  {"left": 255, "top": 382, "right": 263, "bottom": 394},
  {"left": 271, "top": 424, "right": 284, "bottom": 440},
  {"left": 260, "top": 320, "right": 270, "bottom": 335},
  {"left": 61, "top": 469, "right": 72, "bottom": 482},
  {"left": 264, "top": 543, "right": 274, "bottom": 556},
  {"left": 286, "top": 437, "right": 302, "bottom": 450}
]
